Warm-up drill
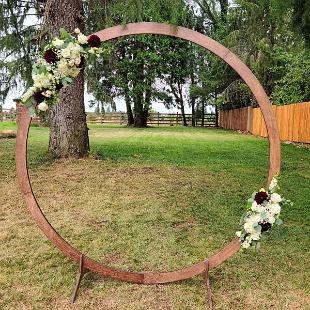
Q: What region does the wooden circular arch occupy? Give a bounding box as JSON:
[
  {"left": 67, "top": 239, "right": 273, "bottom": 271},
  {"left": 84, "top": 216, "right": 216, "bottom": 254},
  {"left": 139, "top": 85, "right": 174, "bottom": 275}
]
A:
[{"left": 16, "top": 22, "right": 281, "bottom": 284}]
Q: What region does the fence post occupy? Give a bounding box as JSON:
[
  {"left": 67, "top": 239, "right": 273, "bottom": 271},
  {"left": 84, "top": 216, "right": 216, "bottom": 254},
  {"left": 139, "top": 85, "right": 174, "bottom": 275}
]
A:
[
  {"left": 157, "top": 112, "right": 160, "bottom": 126},
  {"left": 247, "top": 106, "right": 253, "bottom": 133},
  {"left": 176, "top": 112, "right": 179, "bottom": 126}
]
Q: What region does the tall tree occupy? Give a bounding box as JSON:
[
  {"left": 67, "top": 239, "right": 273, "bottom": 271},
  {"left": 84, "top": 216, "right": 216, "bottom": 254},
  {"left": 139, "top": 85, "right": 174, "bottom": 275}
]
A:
[
  {"left": 0, "top": 0, "right": 43, "bottom": 108},
  {"left": 85, "top": 0, "right": 189, "bottom": 127},
  {"left": 44, "top": 0, "right": 89, "bottom": 157}
]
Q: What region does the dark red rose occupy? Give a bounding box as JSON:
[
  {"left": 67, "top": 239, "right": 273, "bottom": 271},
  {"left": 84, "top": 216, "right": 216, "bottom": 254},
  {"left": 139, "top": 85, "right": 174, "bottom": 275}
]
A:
[
  {"left": 43, "top": 49, "right": 59, "bottom": 64},
  {"left": 87, "top": 35, "right": 101, "bottom": 48},
  {"left": 55, "top": 82, "right": 63, "bottom": 91},
  {"left": 254, "top": 191, "right": 268, "bottom": 205},
  {"left": 260, "top": 222, "right": 272, "bottom": 232},
  {"left": 33, "top": 91, "right": 46, "bottom": 103}
]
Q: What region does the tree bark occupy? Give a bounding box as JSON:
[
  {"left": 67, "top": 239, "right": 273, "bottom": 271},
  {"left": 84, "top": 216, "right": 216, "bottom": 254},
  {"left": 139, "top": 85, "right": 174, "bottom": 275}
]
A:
[
  {"left": 201, "top": 101, "right": 205, "bottom": 127},
  {"left": 215, "top": 105, "right": 219, "bottom": 128},
  {"left": 190, "top": 71, "right": 196, "bottom": 127},
  {"left": 124, "top": 91, "right": 134, "bottom": 126},
  {"left": 133, "top": 44, "right": 148, "bottom": 128},
  {"left": 45, "top": 0, "right": 89, "bottom": 157},
  {"left": 178, "top": 83, "right": 187, "bottom": 127}
]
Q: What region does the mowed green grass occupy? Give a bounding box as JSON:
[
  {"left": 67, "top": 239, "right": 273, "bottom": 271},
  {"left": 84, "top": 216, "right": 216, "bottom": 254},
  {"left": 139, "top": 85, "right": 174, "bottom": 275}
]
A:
[{"left": 0, "top": 122, "right": 309, "bottom": 309}]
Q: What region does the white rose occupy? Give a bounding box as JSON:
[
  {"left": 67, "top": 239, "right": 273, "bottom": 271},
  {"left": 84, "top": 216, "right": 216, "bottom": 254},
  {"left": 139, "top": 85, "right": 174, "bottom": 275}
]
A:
[
  {"left": 74, "top": 28, "right": 81, "bottom": 34},
  {"left": 246, "top": 214, "right": 261, "bottom": 225},
  {"left": 236, "top": 231, "right": 242, "bottom": 237},
  {"left": 37, "top": 102, "right": 49, "bottom": 111},
  {"left": 267, "top": 214, "right": 276, "bottom": 224},
  {"left": 271, "top": 193, "right": 282, "bottom": 203},
  {"left": 44, "top": 90, "right": 53, "bottom": 98},
  {"left": 242, "top": 241, "right": 251, "bottom": 249},
  {"left": 78, "top": 33, "right": 88, "bottom": 45},
  {"left": 244, "top": 222, "right": 256, "bottom": 234},
  {"left": 269, "top": 177, "right": 278, "bottom": 192},
  {"left": 67, "top": 42, "right": 81, "bottom": 52},
  {"left": 57, "top": 60, "right": 70, "bottom": 76},
  {"left": 269, "top": 203, "right": 281, "bottom": 215},
  {"left": 251, "top": 201, "right": 258, "bottom": 211},
  {"left": 250, "top": 231, "right": 261, "bottom": 241},
  {"left": 61, "top": 48, "right": 71, "bottom": 58},
  {"left": 74, "top": 58, "right": 81, "bottom": 66},
  {"left": 52, "top": 38, "right": 64, "bottom": 47},
  {"left": 68, "top": 60, "right": 75, "bottom": 67},
  {"left": 32, "top": 73, "right": 53, "bottom": 89}
]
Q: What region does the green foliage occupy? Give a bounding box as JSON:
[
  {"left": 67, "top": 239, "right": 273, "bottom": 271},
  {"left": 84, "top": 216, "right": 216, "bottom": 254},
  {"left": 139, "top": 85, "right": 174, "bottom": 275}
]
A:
[
  {"left": 85, "top": 0, "right": 193, "bottom": 126},
  {"left": 271, "top": 49, "right": 310, "bottom": 104},
  {"left": 0, "top": 0, "right": 43, "bottom": 106}
]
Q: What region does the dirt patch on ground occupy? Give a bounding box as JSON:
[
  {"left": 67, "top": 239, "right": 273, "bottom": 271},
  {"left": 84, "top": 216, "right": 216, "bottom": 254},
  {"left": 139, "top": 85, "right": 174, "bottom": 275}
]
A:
[{"left": 0, "top": 130, "right": 16, "bottom": 139}]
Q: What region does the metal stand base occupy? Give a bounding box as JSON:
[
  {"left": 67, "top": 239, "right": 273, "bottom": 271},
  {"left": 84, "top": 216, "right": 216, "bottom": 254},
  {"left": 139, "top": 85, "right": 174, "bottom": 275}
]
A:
[
  {"left": 71, "top": 255, "right": 88, "bottom": 303},
  {"left": 204, "top": 261, "right": 214, "bottom": 310}
]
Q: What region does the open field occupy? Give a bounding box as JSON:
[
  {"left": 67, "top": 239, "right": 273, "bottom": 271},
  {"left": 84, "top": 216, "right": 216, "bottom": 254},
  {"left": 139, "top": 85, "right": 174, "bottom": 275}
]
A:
[{"left": 1, "top": 122, "right": 309, "bottom": 309}]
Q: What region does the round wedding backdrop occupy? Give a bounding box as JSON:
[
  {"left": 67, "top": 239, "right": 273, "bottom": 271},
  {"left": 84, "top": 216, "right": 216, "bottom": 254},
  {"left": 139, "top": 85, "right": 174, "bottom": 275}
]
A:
[{"left": 16, "top": 22, "right": 281, "bottom": 301}]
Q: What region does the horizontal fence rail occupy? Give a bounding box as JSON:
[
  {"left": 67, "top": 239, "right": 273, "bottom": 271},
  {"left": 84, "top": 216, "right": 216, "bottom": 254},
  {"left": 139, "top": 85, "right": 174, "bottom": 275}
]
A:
[
  {"left": 0, "top": 109, "right": 17, "bottom": 122},
  {"left": 87, "top": 112, "right": 216, "bottom": 127},
  {"left": 1, "top": 110, "right": 216, "bottom": 127},
  {"left": 219, "top": 102, "right": 310, "bottom": 143}
]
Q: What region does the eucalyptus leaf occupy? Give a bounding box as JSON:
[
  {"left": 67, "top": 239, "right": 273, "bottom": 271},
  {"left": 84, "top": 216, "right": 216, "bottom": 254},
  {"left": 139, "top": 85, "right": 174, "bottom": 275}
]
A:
[
  {"left": 275, "top": 218, "right": 283, "bottom": 225},
  {"left": 28, "top": 106, "right": 36, "bottom": 117}
]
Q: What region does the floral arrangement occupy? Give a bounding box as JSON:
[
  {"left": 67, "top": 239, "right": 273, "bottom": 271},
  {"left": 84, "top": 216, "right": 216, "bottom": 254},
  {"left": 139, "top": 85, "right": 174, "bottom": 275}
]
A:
[
  {"left": 21, "top": 28, "right": 103, "bottom": 112},
  {"left": 236, "top": 177, "right": 291, "bottom": 250}
]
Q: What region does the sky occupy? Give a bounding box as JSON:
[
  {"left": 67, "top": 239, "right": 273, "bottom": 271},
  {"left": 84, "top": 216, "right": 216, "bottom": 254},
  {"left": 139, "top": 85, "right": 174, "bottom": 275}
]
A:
[{"left": 3, "top": 88, "right": 196, "bottom": 113}]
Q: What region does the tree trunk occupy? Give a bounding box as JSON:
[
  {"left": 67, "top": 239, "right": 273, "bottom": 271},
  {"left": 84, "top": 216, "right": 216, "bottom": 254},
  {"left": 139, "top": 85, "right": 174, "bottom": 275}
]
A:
[
  {"left": 215, "top": 105, "right": 219, "bottom": 128},
  {"left": 201, "top": 101, "right": 205, "bottom": 127},
  {"left": 190, "top": 63, "right": 196, "bottom": 127},
  {"left": 134, "top": 109, "right": 148, "bottom": 127},
  {"left": 124, "top": 88, "right": 134, "bottom": 126},
  {"left": 191, "top": 99, "right": 196, "bottom": 127},
  {"left": 178, "top": 83, "right": 187, "bottom": 127},
  {"left": 133, "top": 44, "right": 147, "bottom": 128},
  {"left": 45, "top": 0, "right": 89, "bottom": 158}
]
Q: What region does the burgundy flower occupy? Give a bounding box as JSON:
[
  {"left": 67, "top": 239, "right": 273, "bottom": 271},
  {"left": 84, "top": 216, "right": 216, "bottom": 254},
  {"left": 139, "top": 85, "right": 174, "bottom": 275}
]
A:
[
  {"left": 43, "top": 49, "right": 59, "bottom": 64},
  {"left": 33, "top": 91, "right": 46, "bottom": 103},
  {"left": 55, "top": 82, "right": 63, "bottom": 91},
  {"left": 260, "top": 222, "right": 272, "bottom": 232},
  {"left": 87, "top": 35, "right": 101, "bottom": 48},
  {"left": 254, "top": 191, "right": 268, "bottom": 205}
]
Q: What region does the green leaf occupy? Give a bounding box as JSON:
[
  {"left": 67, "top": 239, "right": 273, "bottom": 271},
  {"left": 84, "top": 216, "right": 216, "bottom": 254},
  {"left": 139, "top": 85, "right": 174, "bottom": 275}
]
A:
[
  {"left": 28, "top": 106, "right": 36, "bottom": 117},
  {"left": 61, "top": 77, "right": 73, "bottom": 86},
  {"left": 246, "top": 201, "right": 252, "bottom": 209},
  {"left": 59, "top": 28, "right": 71, "bottom": 39},
  {"left": 275, "top": 218, "right": 283, "bottom": 225}
]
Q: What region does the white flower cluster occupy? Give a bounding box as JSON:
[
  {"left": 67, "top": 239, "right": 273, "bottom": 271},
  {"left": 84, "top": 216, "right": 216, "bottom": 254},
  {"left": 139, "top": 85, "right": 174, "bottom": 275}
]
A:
[
  {"left": 21, "top": 28, "right": 103, "bottom": 112},
  {"left": 236, "top": 177, "right": 291, "bottom": 250}
]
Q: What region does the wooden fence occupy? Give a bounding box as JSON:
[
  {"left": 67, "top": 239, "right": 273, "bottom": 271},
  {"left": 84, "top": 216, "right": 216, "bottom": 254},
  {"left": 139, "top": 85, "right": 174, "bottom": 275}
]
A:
[
  {"left": 87, "top": 112, "right": 216, "bottom": 127},
  {"left": 0, "top": 109, "right": 17, "bottom": 122},
  {"left": 1, "top": 109, "right": 216, "bottom": 127},
  {"left": 219, "top": 102, "right": 310, "bottom": 143}
]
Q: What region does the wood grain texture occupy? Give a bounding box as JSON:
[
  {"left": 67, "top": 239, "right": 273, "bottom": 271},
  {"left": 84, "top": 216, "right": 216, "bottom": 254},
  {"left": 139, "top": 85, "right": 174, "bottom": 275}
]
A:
[
  {"left": 16, "top": 22, "right": 282, "bottom": 285},
  {"left": 221, "top": 102, "right": 310, "bottom": 144}
]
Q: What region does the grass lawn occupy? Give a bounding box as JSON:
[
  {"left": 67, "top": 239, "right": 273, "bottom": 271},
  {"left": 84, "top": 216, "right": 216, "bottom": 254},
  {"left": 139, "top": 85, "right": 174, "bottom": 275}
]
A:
[{"left": 0, "top": 122, "right": 309, "bottom": 309}]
